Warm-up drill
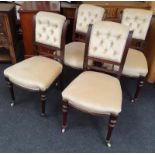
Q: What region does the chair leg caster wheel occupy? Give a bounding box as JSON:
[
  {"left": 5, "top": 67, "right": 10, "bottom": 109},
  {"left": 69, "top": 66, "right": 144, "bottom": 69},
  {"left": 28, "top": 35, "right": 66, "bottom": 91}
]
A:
[
  {"left": 10, "top": 102, "right": 15, "bottom": 107},
  {"left": 40, "top": 113, "right": 46, "bottom": 117},
  {"left": 105, "top": 141, "right": 111, "bottom": 147},
  {"left": 62, "top": 128, "right": 65, "bottom": 133},
  {"left": 131, "top": 98, "right": 137, "bottom": 103}
]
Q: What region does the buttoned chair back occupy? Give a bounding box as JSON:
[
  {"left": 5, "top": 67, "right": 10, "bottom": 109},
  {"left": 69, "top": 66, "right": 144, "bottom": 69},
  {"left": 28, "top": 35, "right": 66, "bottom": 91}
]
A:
[
  {"left": 34, "top": 11, "right": 68, "bottom": 63},
  {"left": 121, "top": 8, "right": 152, "bottom": 41},
  {"left": 84, "top": 21, "right": 132, "bottom": 78},
  {"left": 73, "top": 4, "right": 105, "bottom": 42}
]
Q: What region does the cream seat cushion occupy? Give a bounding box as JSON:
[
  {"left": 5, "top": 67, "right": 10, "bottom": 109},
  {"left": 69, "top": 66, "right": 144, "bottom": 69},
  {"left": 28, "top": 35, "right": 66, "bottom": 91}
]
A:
[
  {"left": 122, "top": 48, "right": 148, "bottom": 77},
  {"left": 4, "top": 56, "right": 62, "bottom": 91},
  {"left": 64, "top": 42, "right": 85, "bottom": 69},
  {"left": 62, "top": 71, "right": 122, "bottom": 115}
]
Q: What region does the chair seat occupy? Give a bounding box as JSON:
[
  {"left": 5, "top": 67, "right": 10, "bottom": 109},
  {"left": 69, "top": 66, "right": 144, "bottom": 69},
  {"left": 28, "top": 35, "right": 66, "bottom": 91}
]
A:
[
  {"left": 4, "top": 56, "right": 62, "bottom": 91},
  {"left": 122, "top": 48, "right": 148, "bottom": 77},
  {"left": 64, "top": 42, "right": 85, "bottom": 69},
  {"left": 62, "top": 71, "right": 122, "bottom": 115}
]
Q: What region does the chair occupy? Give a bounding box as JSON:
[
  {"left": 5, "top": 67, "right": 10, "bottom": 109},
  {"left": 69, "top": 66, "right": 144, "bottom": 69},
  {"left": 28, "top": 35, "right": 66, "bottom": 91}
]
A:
[
  {"left": 64, "top": 4, "right": 105, "bottom": 69},
  {"left": 120, "top": 8, "right": 153, "bottom": 102},
  {"left": 4, "top": 11, "right": 68, "bottom": 116},
  {"left": 61, "top": 21, "right": 132, "bottom": 147}
]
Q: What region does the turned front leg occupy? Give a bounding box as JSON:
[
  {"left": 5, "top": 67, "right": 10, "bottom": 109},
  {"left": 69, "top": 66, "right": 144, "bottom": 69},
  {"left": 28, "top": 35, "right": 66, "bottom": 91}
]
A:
[{"left": 105, "top": 114, "right": 118, "bottom": 147}]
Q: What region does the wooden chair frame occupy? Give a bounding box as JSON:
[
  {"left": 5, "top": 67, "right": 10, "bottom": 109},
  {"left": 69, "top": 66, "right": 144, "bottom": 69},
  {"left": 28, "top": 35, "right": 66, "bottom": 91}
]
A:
[
  {"left": 62, "top": 23, "right": 133, "bottom": 147},
  {"left": 118, "top": 10, "right": 153, "bottom": 103},
  {"left": 5, "top": 13, "right": 69, "bottom": 116}
]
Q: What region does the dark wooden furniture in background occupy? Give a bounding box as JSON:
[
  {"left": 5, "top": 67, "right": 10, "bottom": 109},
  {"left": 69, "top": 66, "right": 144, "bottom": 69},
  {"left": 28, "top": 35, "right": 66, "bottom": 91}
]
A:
[
  {"left": 0, "top": 3, "right": 18, "bottom": 64},
  {"left": 19, "top": 1, "right": 60, "bottom": 59}
]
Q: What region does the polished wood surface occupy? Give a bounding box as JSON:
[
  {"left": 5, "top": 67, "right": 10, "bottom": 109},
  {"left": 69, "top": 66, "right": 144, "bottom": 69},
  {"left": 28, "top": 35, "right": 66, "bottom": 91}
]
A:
[{"left": 0, "top": 3, "right": 18, "bottom": 64}]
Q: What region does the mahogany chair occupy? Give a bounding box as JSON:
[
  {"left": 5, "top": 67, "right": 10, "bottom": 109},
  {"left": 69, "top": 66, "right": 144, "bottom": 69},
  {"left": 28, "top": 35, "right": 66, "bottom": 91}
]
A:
[
  {"left": 61, "top": 21, "right": 132, "bottom": 147},
  {"left": 4, "top": 11, "right": 68, "bottom": 116},
  {"left": 64, "top": 4, "right": 106, "bottom": 69},
  {"left": 120, "top": 8, "right": 153, "bottom": 102}
]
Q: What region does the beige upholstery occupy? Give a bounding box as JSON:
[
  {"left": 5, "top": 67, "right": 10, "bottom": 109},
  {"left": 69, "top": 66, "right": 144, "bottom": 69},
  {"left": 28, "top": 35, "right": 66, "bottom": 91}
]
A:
[
  {"left": 35, "top": 11, "right": 66, "bottom": 48},
  {"left": 88, "top": 21, "right": 130, "bottom": 63},
  {"left": 4, "top": 56, "right": 62, "bottom": 91},
  {"left": 122, "top": 48, "right": 148, "bottom": 77},
  {"left": 64, "top": 42, "right": 85, "bottom": 68},
  {"left": 62, "top": 71, "right": 122, "bottom": 115},
  {"left": 122, "top": 8, "right": 153, "bottom": 40},
  {"left": 64, "top": 4, "right": 105, "bottom": 68},
  {"left": 76, "top": 4, "right": 105, "bottom": 33}
]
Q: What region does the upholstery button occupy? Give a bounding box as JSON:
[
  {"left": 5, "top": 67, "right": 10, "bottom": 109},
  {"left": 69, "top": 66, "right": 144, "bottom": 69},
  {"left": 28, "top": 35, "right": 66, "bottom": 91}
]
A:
[
  {"left": 42, "top": 27, "right": 46, "bottom": 32},
  {"left": 88, "top": 11, "right": 91, "bottom": 16},
  {"left": 125, "top": 17, "right": 129, "bottom": 21},
  {"left": 107, "top": 32, "right": 111, "bottom": 38},
  {"left": 110, "top": 41, "right": 114, "bottom": 47},
  {"left": 46, "top": 35, "right": 49, "bottom": 40},
  {"left": 38, "top": 33, "right": 42, "bottom": 38},
  {"left": 104, "top": 48, "right": 107, "bottom": 53},
  {"left": 116, "top": 34, "right": 121, "bottom": 40},
  {"left": 143, "top": 18, "right": 146, "bottom": 22},
  {"left": 93, "top": 47, "right": 97, "bottom": 52},
  {"left": 129, "top": 23, "right": 132, "bottom": 27},
  {"left": 53, "top": 37, "right": 57, "bottom": 42},
  {"left": 96, "top": 31, "right": 100, "bottom": 37},
  {"left": 84, "top": 17, "right": 87, "bottom": 22},
  {"left": 137, "top": 23, "right": 140, "bottom": 28},
  {"left": 38, "top": 20, "right": 42, "bottom": 24},
  {"left": 81, "top": 12, "right": 84, "bottom": 15},
  {"left": 95, "top": 14, "right": 98, "bottom": 17},
  {"left": 113, "top": 50, "right": 117, "bottom": 55},
  {"left": 79, "top": 23, "right": 82, "bottom": 27},
  {"left": 51, "top": 29, "right": 54, "bottom": 34},
  {"left": 139, "top": 29, "right": 142, "bottom": 33},
  {"left": 134, "top": 16, "right": 138, "bottom": 21},
  {"left": 100, "top": 40, "right": 104, "bottom": 45},
  {"left": 47, "top": 20, "right": 50, "bottom": 26}
]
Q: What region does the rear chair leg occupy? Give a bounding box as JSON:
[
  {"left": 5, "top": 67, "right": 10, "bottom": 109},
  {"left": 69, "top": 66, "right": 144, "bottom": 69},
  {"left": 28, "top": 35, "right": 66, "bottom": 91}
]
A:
[
  {"left": 105, "top": 115, "right": 118, "bottom": 147},
  {"left": 40, "top": 91, "right": 47, "bottom": 116},
  {"left": 6, "top": 79, "right": 15, "bottom": 107},
  {"left": 131, "top": 76, "right": 144, "bottom": 103},
  {"left": 62, "top": 100, "right": 69, "bottom": 133}
]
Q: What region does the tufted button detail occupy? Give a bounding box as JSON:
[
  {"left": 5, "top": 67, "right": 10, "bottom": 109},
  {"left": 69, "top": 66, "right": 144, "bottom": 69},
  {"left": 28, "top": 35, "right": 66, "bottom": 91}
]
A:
[
  {"left": 107, "top": 32, "right": 111, "bottom": 38},
  {"left": 51, "top": 29, "right": 54, "bottom": 34},
  {"left": 46, "top": 35, "right": 49, "bottom": 40},
  {"left": 95, "top": 14, "right": 98, "bottom": 18},
  {"left": 110, "top": 41, "right": 114, "bottom": 47},
  {"left": 116, "top": 34, "right": 121, "bottom": 40},
  {"left": 53, "top": 37, "right": 57, "bottom": 42},
  {"left": 91, "top": 19, "right": 94, "bottom": 23},
  {"left": 134, "top": 16, "right": 138, "bottom": 21},
  {"left": 125, "top": 16, "right": 130, "bottom": 21},
  {"left": 96, "top": 31, "right": 100, "bottom": 37},
  {"left": 81, "top": 12, "right": 84, "bottom": 16},
  {"left": 38, "top": 33, "right": 42, "bottom": 38},
  {"left": 55, "top": 24, "right": 58, "bottom": 28},
  {"left": 84, "top": 17, "right": 87, "bottom": 22},
  {"left": 129, "top": 23, "right": 132, "bottom": 27},
  {"left": 38, "top": 20, "right": 42, "bottom": 24},
  {"left": 88, "top": 11, "right": 91, "bottom": 16},
  {"left": 139, "top": 29, "right": 142, "bottom": 34},
  {"left": 79, "top": 23, "right": 82, "bottom": 27},
  {"left": 143, "top": 18, "right": 146, "bottom": 22},
  {"left": 104, "top": 48, "right": 108, "bottom": 53},
  {"left": 47, "top": 20, "right": 50, "bottom": 26},
  {"left": 113, "top": 50, "right": 117, "bottom": 56},
  {"left": 93, "top": 47, "right": 97, "bottom": 52},
  {"left": 100, "top": 40, "right": 104, "bottom": 45},
  {"left": 42, "top": 27, "right": 46, "bottom": 32},
  {"left": 137, "top": 23, "right": 140, "bottom": 28}
]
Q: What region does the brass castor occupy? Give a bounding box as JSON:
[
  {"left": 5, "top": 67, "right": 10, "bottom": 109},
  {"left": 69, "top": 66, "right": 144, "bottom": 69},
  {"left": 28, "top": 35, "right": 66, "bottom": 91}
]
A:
[
  {"left": 105, "top": 140, "right": 112, "bottom": 147},
  {"left": 62, "top": 128, "right": 65, "bottom": 133},
  {"left": 10, "top": 101, "right": 15, "bottom": 107},
  {"left": 40, "top": 113, "right": 46, "bottom": 117}
]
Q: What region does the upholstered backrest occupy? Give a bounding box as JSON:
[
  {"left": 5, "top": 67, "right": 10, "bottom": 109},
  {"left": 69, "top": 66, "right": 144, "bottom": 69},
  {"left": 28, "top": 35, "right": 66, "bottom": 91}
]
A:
[
  {"left": 88, "top": 21, "right": 130, "bottom": 63},
  {"left": 121, "top": 8, "right": 153, "bottom": 40},
  {"left": 75, "top": 4, "right": 105, "bottom": 34},
  {"left": 35, "top": 11, "right": 66, "bottom": 48}
]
